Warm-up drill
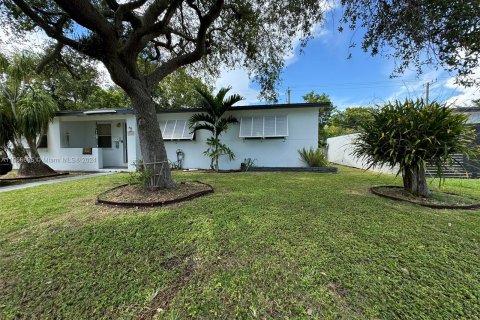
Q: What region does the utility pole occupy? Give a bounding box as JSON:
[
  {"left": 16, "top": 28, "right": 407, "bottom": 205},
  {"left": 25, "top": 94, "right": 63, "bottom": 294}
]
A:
[
  {"left": 287, "top": 87, "right": 291, "bottom": 104},
  {"left": 425, "top": 81, "right": 430, "bottom": 108},
  {"left": 425, "top": 79, "right": 436, "bottom": 107}
]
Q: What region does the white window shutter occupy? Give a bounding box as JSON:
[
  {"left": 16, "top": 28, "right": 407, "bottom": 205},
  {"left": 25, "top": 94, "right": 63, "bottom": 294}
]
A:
[
  {"left": 252, "top": 116, "right": 263, "bottom": 137},
  {"left": 239, "top": 115, "right": 288, "bottom": 138},
  {"left": 263, "top": 116, "right": 276, "bottom": 136},
  {"left": 275, "top": 115, "right": 288, "bottom": 136},
  {"left": 159, "top": 121, "right": 167, "bottom": 134},
  {"left": 182, "top": 121, "right": 194, "bottom": 139},
  {"left": 163, "top": 120, "right": 175, "bottom": 139},
  {"left": 159, "top": 120, "right": 194, "bottom": 140},
  {"left": 240, "top": 117, "right": 253, "bottom": 137},
  {"left": 173, "top": 120, "right": 186, "bottom": 139}
]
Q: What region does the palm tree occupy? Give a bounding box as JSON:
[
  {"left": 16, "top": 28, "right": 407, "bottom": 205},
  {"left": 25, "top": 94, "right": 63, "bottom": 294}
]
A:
[
  {"left": 0, "top": 52, "right": 58, "bottom": 176},
  {"left": 189, "top": 86, "right": 244, "bottom": 171}
]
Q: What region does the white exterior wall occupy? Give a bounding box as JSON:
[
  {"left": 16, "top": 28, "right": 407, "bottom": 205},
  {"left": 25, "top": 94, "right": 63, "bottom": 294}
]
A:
[
  {"left": 11, "top": 114, "right": 137, "bottom": 172},
  {"left": 11, "top": 107, "right": 319, "bottom": 172},
  {"left": 157, "top": 107, "right": 319, "bottom": 170},
  {"left": 327, "top": 133, "right": 397, "bottom": 174},
  {"left": 125, "top": 116, "right": 138, "bottom": 171}
]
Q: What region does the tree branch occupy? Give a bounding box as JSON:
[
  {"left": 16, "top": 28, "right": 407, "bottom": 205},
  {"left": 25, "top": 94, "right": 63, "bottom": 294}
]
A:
[
  {"left": 11, "top": 0, "right": 86, "bottom": 52},
  {"left": 145, "top": 0, "right": 224, "bottom": 87},
  {"left": 142, "top": 0, "right": 170, "bottom": 26},
  {"left": 36, "top": 42, "right": 64, "bottom": 74},
  {"left": 111, "top": 0, "right": 146, "bottom": 30},
  {"left": 53, "top": 0, "right": 114, "bottom": 39}
]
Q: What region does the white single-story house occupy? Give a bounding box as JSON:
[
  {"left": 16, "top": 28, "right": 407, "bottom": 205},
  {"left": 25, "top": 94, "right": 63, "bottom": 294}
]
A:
[
  {"left": 327, "top": 107, "right": 480, "bottom": 178},
  {"left": 17, "top": 103, "right": 326, "bottom": 172}
]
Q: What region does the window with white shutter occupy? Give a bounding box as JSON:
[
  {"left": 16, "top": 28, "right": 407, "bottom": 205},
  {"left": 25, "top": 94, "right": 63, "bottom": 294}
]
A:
[
  {"left": 239, "top": 115, "right": 288, "bottom": 138},
  {"left": 159, "top": 120, "right": 194, "bottom": 140}
]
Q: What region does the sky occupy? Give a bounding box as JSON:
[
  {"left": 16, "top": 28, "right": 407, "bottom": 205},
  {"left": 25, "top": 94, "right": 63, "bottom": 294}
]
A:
[
  {"left": 1, "top": 5, "right": 478, "bottom": 110},
  {"left": 217, "top": 7, "right": 480, "bottom": 110}
]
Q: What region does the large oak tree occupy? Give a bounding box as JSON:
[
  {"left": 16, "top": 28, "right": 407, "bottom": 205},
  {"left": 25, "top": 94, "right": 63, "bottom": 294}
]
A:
[{"left": 1, "top": 0, "right": 325, "bottom": 188}]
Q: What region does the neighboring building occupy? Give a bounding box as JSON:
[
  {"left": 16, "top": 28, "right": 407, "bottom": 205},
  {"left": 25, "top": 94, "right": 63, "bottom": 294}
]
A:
[
  {"left": 327, "top": 107, "right": 480, "bottom": 178},
  {"left": 451, "top": 107, "right": 480, "bottom": 178},
  {"left": 12, "top": 103, "right": 325, "bottom": 172}
]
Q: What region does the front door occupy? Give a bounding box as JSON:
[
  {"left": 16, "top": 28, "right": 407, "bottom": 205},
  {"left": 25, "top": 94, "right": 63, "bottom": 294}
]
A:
[{"left": 97, "top": 122, "right": 127, "bottom": 168}]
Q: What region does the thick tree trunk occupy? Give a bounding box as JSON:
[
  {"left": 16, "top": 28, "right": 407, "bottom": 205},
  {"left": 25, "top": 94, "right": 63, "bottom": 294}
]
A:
[
  {"left": 130, "top": 91, "right": 174, "bottom": 189},
  {"left": 402, "top": 165, "right": 431, "bottom": 197},
  {"left": 15, "top": 139, "right": 56, "bottom": 177}
]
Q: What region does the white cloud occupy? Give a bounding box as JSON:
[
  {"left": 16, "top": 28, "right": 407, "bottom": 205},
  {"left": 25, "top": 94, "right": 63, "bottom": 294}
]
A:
[
  {"left": 444, "top": 68, "right": 480, "bottom": 107},
  {"left": 385, "top": 67, "right": 480, "bottom": 108},
  {"left": 0, "top": 27, "right": 50, "bottom": 54},
  {"left": 95, "top": 62, "right": 116, "bottom": 88},
  {"left": 385, "top": 68, "right": 445, "bottom": 102},
  {"left": 215, "top": 68, "right": 260, "bottom": 104}
]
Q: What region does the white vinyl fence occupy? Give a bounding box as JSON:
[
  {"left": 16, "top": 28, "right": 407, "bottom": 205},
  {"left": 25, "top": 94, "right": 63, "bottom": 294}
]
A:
[{"left": 326, "top": 133, "right": 397, "bottom": 174}]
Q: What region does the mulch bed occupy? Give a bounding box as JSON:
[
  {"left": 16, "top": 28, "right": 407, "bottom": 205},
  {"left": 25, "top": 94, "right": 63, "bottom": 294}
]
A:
[
  {"left": 371, "top": 186, "right": 480, "bottom": 210},
  {"left": 97, "top": 181, "right": 214, "bottom": 208},
  {"left": 0, "top": 172, "right": 69, "bottom": 181}
]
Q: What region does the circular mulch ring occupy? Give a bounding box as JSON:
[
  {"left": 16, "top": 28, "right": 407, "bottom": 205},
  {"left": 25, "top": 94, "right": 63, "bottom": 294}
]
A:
[
  {"left": 371, "top": 186, "right": 480, "bottom": 210},
  {"left": 96, "top": 181, "right": 214, "bottom": 208},
  {"left": 0, "top": 172, "right": 69, "bottom": 181}
]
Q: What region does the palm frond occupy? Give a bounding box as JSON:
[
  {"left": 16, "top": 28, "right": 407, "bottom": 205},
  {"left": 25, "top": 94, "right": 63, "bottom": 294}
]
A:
[
  {"left": 214, "top": 86, "right": 232, "bottom": 110},
  {"left": 190, "top": 123, "right": 215, "bottom": 134},
  {"left": 17, "top": 88, "right": 57, "bottom": 140},
  {"left": 216, "top": 116, "right": 239, "bottom": 136},
  {"left": 194, "top": 85, "right": 218, "bottom": 117},
  {"left": 188, "top": 113, "right": 216, "bottom": 128},
  {"left": 222, "top": 94, "right": 244, "bottom": 109}
]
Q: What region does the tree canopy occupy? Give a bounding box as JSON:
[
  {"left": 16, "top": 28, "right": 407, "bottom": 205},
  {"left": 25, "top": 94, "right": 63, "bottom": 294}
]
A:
[
  {"left": 1, "top": 0, "right": 327, "bottom": 188},
  {"left": 153, "top": 67, "right": 211, "bottom": 110},
  {"left": 1, "top": 0, "right": 325, "bottom": 101},
  {"left": 341, "top": 0, "right": 480, "bottom": 86},
  {"left": 330, "top": 107, "right": 375, "bottom": 132},
  {"left": 302, "top": 91, "right": 334, "bottom": 147},
  {"left": 38, "top": 49, "right": 130, "bottom": 110}
]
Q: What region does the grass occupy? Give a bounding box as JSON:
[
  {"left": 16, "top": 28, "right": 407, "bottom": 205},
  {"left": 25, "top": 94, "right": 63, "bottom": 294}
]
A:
[
  {"left": 374, "top": 186, "right": 480, "bottom": 206},
  {"left": 0, "top": 170, "right": 85, "bottom": 187},
  {"left": 0, "top": 167, "right": 479, "bottom": 319}
]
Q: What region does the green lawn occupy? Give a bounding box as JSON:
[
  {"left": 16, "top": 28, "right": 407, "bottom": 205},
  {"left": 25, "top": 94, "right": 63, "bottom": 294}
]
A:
[{"left": 0, "top": 167, "right": 479, "bottom": 319}]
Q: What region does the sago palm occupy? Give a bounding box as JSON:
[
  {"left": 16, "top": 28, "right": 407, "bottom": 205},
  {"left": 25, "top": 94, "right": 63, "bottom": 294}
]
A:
[{"left": 189, "top": 86, "right": 244, "bottom": 171}]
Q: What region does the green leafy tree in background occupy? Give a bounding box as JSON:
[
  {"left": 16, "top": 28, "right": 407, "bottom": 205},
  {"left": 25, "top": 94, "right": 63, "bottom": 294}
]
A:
[
  {"left": 0, "top": 53, "right": 58, "bottom": 176},
  {"left": 39, "top": 48, "right": 129, "bottom": 110},
  {"left": 353, "top": 99, "right": 477, "bottom": 197},
  {"left": 302, "top": 91, "right": 334, "bottom": 147},
  {"left": 330, "top": 107, "right": 375, "bottom": 131},
  {"left": 153, "top": 68, "right": 211, "bottom": 110},
  {"left": 189, "top": 87, "right": 243, "bottom": 171},
  {"left": 341, "top": 0, "right": 480, "bottom": 86},
  {"left": 86, "top": 87, "right": 130, "bottom": 110}
]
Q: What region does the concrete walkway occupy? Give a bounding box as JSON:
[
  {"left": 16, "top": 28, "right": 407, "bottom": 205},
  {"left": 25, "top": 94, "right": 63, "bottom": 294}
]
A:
[{"left": 0, "top": 172, "right": 114, "bottom": 193}]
